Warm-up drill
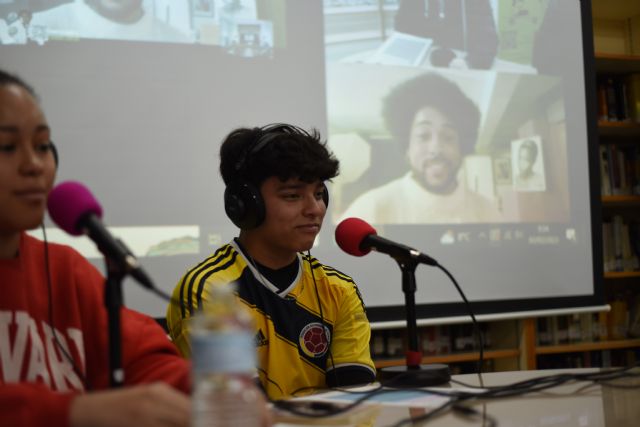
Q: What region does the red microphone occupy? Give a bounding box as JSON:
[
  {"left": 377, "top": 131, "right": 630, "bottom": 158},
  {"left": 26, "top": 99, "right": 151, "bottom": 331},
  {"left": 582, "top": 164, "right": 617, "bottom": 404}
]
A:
[
  {"left": 335, "top": 217, "right": 438, "bottom": 266},
  {"left": 334, "top": 217, "right": 377, "bottom": 256}
]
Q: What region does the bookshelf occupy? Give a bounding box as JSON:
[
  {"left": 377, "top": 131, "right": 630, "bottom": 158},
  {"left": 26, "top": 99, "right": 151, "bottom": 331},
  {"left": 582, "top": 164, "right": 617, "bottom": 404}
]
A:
[
  {"left": 592, "top": 47, "right": 640, "bottom": 354},
  {"left": 522, "top": 0, "right": 640, "bottom": 371},
  {"left": 368, "top": 1, "right": 640, "bottom": 374},
  {"left": 535, "top": 338, "right": 640, "bottom": 356},
  {"left": 374, "top": 349, "right": 520, "bottom": 369},
  {"left": 370, "top": 320, "right": 522, "bottom": 374}
]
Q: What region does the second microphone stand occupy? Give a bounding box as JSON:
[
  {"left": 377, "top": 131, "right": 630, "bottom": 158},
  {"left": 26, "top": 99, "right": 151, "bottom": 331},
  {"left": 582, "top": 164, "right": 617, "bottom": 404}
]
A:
[
  {"left": 378, "top": 257, "right": 451, "bottom": 387},
  {"left": 105, "top": 258, "right": 126, "bottom": 388}
]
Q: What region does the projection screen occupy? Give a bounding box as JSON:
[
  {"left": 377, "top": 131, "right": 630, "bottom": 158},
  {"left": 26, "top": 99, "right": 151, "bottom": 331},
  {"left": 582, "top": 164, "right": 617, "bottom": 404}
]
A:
[{"left": 0, "top": 0, "right": 604, "bottom": 323}]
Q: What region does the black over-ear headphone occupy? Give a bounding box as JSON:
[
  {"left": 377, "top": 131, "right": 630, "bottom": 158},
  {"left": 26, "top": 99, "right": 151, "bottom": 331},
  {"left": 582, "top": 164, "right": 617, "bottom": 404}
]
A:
[{"left": 224, "top": 124, "right": 329, "bottom": 230}]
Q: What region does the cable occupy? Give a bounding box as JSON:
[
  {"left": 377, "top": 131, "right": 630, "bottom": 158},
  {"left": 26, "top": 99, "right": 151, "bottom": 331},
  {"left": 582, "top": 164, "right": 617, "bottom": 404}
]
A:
[
  {"left": 452, "top": 403, "right": 498, "bottom": 427},
  {"left": 272, "top": 363, "right": 640, "bottom": 420},
  {"left": 307, "top": 250, "right": 340, "bottom": 389},
  {"left": 437, "top": 263, "right": 485, "bottom": 386},
  {"left": 41, "top": 224, "right": 90, "bottom": 389},
  {"left": 41, "top": 225, "right": 178, "bottom": 391}
]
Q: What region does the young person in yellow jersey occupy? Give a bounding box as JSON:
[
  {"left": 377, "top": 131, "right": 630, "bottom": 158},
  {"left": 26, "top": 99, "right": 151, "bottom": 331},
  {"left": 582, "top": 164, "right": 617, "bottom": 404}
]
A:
[{"left": 166, "top": 123, "right": 376, "bottom": 399}]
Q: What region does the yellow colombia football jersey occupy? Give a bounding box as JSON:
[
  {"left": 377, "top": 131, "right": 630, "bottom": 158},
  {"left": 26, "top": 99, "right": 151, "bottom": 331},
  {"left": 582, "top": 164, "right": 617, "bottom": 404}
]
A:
[{"left": 166, "top": 240, "right": 376, "bottom": 399}]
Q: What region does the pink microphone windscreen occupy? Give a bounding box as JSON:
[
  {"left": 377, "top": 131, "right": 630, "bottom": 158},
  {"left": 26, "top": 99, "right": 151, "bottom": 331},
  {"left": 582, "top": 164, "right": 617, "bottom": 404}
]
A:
[
  {"left": 47, "top": 181, "right": 103, "bottom": 236},
  {"left": 334, "top": 217, "right": 377, "bottom": 257}
]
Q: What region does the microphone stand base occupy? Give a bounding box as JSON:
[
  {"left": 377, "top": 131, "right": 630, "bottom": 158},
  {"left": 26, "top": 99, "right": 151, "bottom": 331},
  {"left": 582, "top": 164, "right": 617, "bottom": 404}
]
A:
[{"left": 379, "top": 364, "right": 451, "bottom": 388}]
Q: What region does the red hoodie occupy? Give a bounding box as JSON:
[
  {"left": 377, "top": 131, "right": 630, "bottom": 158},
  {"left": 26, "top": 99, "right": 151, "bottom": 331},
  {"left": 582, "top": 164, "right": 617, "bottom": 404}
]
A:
[{"left": 0, "top": 233, "right": 190, "bottom": 427}]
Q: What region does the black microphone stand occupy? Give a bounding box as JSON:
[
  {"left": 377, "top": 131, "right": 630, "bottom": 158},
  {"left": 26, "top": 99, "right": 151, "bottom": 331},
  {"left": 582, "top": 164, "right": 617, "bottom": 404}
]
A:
[
  {"left": 105, "top": 257, "right": 126, "bottom": 388},
  {"left": 378, "top": 257, "right": 451, "bottom": 387}
]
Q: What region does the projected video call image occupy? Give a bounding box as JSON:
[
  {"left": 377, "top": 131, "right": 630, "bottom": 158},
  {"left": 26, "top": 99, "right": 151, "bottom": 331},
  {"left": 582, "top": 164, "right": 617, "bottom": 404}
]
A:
[
  {"left": 324, "top": 0, "right": 552, "bottom": 74},
  {"left": 0, "top": 0, "right": 276, "bottom": 57},
  {"left": 327, "top": 66, "right": 569, "bottom": 225},
  {"left": 325, "top": 0, "right": 573, "bottom": 226},
  {"left": 2, "top": 0, "right": 595, "bottom": 315}
]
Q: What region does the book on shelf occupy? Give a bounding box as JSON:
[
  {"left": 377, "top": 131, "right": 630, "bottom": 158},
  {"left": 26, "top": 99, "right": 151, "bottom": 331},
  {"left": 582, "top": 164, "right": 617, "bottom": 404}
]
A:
[
  {"left": 537, "top": 314, "right": 601, "bottom": 346},
  {"left": 602, "top": 216, "right": 640, "bottom": 272},
  {"left": 598, "top": 80, "right": 609, "bottom": 122},
  {"left": 597, "top": 73, "right": 640, "bottom": 124},
  {"left": 387, "top": 332, "right": 404, "bottom": 358},
  {"left": 555, "top": 316, "right": 569, "bottom": 345},
  {"left": 371, "top": 330, "right": 387, "bottom": 358},
  {"left": 599, "top": 145, "right": 612, "bottom": 196},
  {"left": 598, "top": 145, "right": 640, "bottom": 197},
  {"left": 604, "top": 76, "right": 620, "bottom": 122},
  {"left": 628, "top": 293, "right": 640, "bottom": 338},
  {"left": 420, "top": 326, "right": 452, "bottom": 356},
  {"left": 608, "top": 294, "right": 629, "bottom": 340},
  {"left": 597, "top": 312, "right": 609, "bottom": 341},
  {"left": 372, "top": 324, "right": 489, "bottom": 360},
  {"left": 451, "top": 324, "right": 475, "bottom": 352},
  {"left": 537, "top": 349, "right": 639, "bottom": 369},
  {"left": 626, "top": 73, "right": 640, "bottom": 123},
  {"left": 537, "top": 317, "right": 553, "bottom": 346}
]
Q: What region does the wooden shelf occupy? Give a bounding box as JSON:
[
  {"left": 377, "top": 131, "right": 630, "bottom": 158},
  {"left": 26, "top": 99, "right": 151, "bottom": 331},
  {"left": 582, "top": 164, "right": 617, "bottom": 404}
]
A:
[
  {"left": 374, "top": 349, "right": 520, "bottom": 369},
  {"left": 595, "top": 53, "right": 640, "bottom": 74},
  {"left": 592, "top": 1, "right": 640, "bottom": 21},
  {"left": 598, "top": 121, "right": 640, "bottom": 137},
  {"left": 536, "top": 339, "right": 640, "bottom": 355},
  {"left": 604, "top": 271, "right": 640, "bottom": 279},
  {"left": 601, "top": 195, "right": 640, "bottom": 206}
]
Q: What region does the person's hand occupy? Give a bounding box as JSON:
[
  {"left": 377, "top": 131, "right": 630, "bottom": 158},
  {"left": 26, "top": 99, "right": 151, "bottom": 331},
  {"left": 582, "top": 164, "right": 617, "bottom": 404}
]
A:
[{"left": 69, "top": 382, "right": 190, "bottom": 427}]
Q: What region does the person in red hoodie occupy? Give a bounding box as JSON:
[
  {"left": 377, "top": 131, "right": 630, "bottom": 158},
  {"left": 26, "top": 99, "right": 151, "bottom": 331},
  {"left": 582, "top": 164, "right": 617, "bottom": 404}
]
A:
[{"left": 0, "top": 69, "right": 192, "bottom": 426}]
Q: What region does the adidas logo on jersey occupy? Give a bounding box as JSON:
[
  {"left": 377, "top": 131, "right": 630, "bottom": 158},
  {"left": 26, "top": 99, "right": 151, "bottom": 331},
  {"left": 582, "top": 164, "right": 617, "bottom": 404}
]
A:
[{"left": 255, "top": 329, "right": 269, "bottom": 346}]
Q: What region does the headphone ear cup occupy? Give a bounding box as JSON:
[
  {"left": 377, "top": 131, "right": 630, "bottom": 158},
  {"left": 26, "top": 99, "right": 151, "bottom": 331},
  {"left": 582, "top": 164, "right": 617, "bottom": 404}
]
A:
[{"left": 224, "top": 182, "right": 265, "bottom": 230}]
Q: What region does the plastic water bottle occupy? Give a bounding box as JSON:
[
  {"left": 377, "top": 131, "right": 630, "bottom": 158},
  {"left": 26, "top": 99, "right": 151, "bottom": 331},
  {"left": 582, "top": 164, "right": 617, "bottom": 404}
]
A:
[{"left": 190, "top": 284, "right": 261, "bottom": 427}]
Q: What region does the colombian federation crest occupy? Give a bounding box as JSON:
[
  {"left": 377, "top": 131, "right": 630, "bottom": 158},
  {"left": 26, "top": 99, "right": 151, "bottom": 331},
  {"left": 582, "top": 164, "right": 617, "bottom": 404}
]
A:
[{"left": 299, "top": 322, "right": 330, "bottom": 358}]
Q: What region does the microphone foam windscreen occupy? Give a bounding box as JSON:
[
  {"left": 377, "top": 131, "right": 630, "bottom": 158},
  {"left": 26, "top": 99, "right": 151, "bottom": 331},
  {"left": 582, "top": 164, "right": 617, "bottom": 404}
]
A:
[
  {"left": 334, "top": 217, "right": 377, "bottom": 257},
  {"left": 47, "top": 181, "right": 103, "bottom": 236}
]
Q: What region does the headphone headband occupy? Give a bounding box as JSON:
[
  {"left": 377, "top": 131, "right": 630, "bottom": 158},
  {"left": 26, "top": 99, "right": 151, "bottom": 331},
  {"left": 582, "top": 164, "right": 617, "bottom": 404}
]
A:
[
  {"left": 234, "top": 124, "right": 307, "bottom": 175},
  {"left": 224, "top": 123, "right": 329, "bottom": 230}
]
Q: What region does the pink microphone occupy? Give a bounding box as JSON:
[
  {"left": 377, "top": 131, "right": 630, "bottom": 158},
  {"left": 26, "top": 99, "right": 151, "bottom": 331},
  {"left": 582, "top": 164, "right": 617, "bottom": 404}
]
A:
[
  {"left": 47, "top": 181, "right": 154, "bottom": 289},
  {"left": 47, "top": 181, "right": 103, "bottom": 236}
]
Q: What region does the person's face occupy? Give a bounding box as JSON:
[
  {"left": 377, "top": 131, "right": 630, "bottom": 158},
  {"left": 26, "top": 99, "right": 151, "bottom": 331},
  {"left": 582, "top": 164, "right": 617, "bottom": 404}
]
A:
[
  {"left": 407, "top": 106, "right": 462, "bottom": 194},
  {"left": 0, "top": 84, "right": 56, "bottom": 236},
  {"left": 518, "top": 146, "right": 534, "bottom": 174},
  {"left": 250, "top": 177, "right": 326, "bottom": 262}
]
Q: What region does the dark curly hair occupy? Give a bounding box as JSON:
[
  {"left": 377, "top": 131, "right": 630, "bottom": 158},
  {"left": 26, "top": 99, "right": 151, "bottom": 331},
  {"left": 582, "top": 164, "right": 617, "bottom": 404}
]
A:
[
  {"left": 382, "top": 73, "right": 480, "bottom": 156},
  {"left": 219, "top": 123, "right": 340, "bottom": 188}
]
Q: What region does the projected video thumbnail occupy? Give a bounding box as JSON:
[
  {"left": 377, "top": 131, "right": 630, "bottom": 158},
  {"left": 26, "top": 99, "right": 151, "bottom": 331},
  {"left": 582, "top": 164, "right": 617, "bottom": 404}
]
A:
[
  {"left": 324, "top": 0, "right": 576, "bottom": 225},
  {"left": 324, "top": 0, "right": 552, "bottom": 72},
  {"left": 0, "top": 0, "right": 276, "bottom": 58}
]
